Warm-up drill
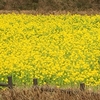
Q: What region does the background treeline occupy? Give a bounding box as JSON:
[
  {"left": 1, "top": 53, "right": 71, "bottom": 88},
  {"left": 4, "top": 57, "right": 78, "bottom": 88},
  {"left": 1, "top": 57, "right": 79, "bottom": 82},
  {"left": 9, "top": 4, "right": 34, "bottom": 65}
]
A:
[{"left": 0, "top": 0, "right": 100, "bottom": 11}]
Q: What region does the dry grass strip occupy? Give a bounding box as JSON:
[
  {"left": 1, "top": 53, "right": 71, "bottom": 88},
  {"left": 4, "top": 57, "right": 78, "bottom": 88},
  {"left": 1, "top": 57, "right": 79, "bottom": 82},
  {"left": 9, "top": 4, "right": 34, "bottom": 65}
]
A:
[
  {"left": 0, "top": 85, "right": 100, "bottom": 100},
  {"left": 0, "top": 10, "right": 100, "bottom": 15}
]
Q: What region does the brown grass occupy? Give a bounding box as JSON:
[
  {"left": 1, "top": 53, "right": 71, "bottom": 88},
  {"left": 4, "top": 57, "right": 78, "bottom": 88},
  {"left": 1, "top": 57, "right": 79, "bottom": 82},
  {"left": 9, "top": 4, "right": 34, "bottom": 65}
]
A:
[
  {"left": 0, "top": 9, "right": 100, "bottom": 15},
  {"left": 0, "top": 0, "right": 100, "bottom": 15},
  {"left": 0, "top": 85, "right": 100, "bottom": 100},
  {"left": 0, "top": 0, "right": 100, "bottom": 11}
]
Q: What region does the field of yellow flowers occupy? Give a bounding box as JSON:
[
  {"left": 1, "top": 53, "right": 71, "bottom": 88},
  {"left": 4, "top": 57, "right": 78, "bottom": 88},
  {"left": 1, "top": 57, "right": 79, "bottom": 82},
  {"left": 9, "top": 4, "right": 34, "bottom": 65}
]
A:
[{"left": 0, "top": 13, "right": 100, "bottom": 88}]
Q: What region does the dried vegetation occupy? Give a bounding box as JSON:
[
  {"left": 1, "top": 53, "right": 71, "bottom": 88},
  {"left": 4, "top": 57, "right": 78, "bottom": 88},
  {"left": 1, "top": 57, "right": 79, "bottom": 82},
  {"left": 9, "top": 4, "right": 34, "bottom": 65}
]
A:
[
  {"left": 0, "top": 0, "right": 100, "bottom": 11},
  {"left": 0, "top": 86, "right": 100, "bottom": 100}
]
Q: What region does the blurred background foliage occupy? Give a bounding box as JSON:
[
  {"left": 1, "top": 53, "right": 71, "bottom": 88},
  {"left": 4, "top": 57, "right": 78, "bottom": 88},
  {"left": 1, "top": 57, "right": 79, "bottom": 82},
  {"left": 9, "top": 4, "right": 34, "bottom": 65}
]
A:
[{"left": 0, "top": 0, "right": 100, "bottom": 11}]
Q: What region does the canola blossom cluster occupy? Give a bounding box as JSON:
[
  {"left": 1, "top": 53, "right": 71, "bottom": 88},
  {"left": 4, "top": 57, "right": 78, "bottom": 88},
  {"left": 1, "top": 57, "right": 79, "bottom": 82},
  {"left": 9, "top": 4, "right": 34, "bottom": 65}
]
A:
[{"left": 0, "top": 13, "right": 100, "bottom": 87}]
